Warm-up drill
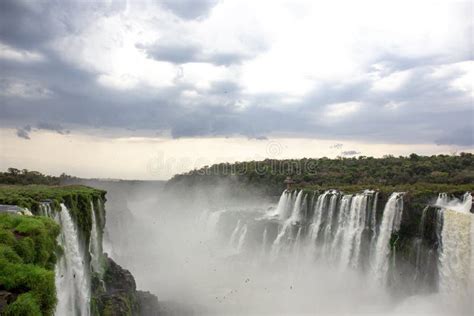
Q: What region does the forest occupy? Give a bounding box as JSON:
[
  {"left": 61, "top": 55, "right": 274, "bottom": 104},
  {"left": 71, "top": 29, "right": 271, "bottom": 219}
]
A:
[
  {"left": 167, "top": 153, "right": 474, "bottom": 194},
  {"left": 0, "top": 168, "right": 63, "bottom": 185}
]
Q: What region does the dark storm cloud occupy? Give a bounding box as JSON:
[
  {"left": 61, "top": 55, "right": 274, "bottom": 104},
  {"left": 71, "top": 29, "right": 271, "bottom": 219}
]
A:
[
  {"left": 16, "top": 125, "right": 31, "bottom": 140},
  {"left": 141, "top": 41, "right": 256, "bottom": 66},
  {"left": 37, "top": 122, "right": 70, "bottom": 135},
  {"left": 0, "top": 0, "right": 124, "bottom": 50},
  {"left": 159, "top": 0, "right": 219, "bottom": 20},
  {"left": 0, "top": 0, "right": 472, "bottom": 148},
  {"left": 14, "top": 122, "right": 70, "bottom": 139},
  {"left": 435, "top": 126, "right": 474, "bottom": 146}
]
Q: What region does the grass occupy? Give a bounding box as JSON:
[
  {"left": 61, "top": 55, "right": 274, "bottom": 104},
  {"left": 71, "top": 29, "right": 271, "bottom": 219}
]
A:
[
  {"left": 0, "top": 185, "right": 106, "bottom": 250},
  {"left": 0, "top": 184, "right": 107, "bottom": 315},
  {"left": 0, "top": 213, "right": 60, "bottom": 315}
]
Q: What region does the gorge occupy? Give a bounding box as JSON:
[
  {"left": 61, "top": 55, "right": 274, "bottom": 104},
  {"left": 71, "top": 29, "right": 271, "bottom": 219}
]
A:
[{"left": 1, "top": 169, "right": 473, "bottom": 315}]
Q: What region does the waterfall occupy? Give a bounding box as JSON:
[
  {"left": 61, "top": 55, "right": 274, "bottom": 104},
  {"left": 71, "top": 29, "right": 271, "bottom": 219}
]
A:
[
  {"left": 261, "top": 228, "right": 268, "bottom": 256},
  {"left": 228, "top": 219, "right": 242, "bottom": 248},
  {"left": 436, "top": 193, "right": 449, "bottom": 205},
  {"left": 55, "top": 204, "right": 90, "bottom": 316},
  {"left": 322, "top": 193, "right": 339, "bottom": 245},
  {"left": 308, "top": 192, "right": 329, "bottom": 243},
  {"left": 237, "top": 224, "right": 248, "bottom": 252},
  {"left": 330, "top": 195, "right": 352, "bottom": 261},
  {"left": 339, "top": 193, "right": 369, "bottom": 269},
  {"left": 272, "top": 190, "right": 291, "bottom": 219},
  {"left": 205, "top": 188, "right": 473, "bottom": 300},
  {"left": 369, "top": 191, "right": 379, "bottom": 259},
  {"left": 89, "top": 202, "right": 102, "bottom": 274},
  {"left": 289, "top": 190, "right": 305, "bottom": 222},
  {"left": 272, "top": 190, "right": 305, "bottom": 255},
  {"left": 414, "top": 206, "right": 429, "bottom": 281},
  {"left": 205, "top": 210, "right": 224, "bottom": 239},
  {"left": 373, "top": 192, "right": 404, "bottom": 284},
  {"left": 435, "top": 192, "right": 472, "bottom": 213},
  {"left": 39, "top": 202, "right": 53, "bottom": 217},
  {"left": 349, "top": 194, "right": 368, "bottom": 268},
  {"left": 293, "top": 226, "right": 303, "bottom": 256},
  {"left": 439, "top": 208, "right": 474, "bottom": 299}
]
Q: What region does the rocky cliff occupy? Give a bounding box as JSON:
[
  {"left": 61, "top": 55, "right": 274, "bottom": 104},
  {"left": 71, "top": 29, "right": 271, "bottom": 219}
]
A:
[{"left": 0, "top": 185, "right": 160, "bottom": 315}]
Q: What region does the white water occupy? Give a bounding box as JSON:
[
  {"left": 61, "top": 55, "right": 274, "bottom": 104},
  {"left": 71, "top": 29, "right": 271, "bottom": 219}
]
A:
[
  {"left": 39, "top": 202, "right": 53, "bottom": 217},
  {"left": 439, "top": 210, "right": 473, "bottom": 296},
  {"left": 289, "top": 190, "right": 305, "bottom": 222},
  {"left": 89, "top": 202, "right": 102, "bottom": 274},
  {"left": 102, "top": 185, "right": 474, "bottom": 315},
  {"left": 204, "top": 210, "right": 224, "bottom": 240},
  {"left": 237, "top": 224, "right": 248, "bottom": 252},
  {"left": 330, "top": 195, "right": 352, "bottom": 261},
  {"left": 272, "top": 190, "right": 291, "bottom": 219},
  {"left": 373, "top": 192, "right": 404, "bottom": 283},
  {"left": 55, "top": 204, "right": 90, "bottom": 316},
  {"left": 435, "top": 192, "right": 472, "bottom": 213},
  {"left": 261, "top": 228, "right": 268, "bottom": 256},
  {"left": 228, "top": 219, "right": 242, "bottom": 248},
  {"left": 437, "top": 192, "right": 474, "bottom": 309},
  {"left": 272, "top": 190, "right": 305, "bottom": 256},
  {"left": 309, "top": 192, "right": 328, "bottom": 243}
]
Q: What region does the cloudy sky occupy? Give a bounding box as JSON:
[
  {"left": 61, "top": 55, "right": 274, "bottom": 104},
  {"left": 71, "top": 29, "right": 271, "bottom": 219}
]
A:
[{"left": 0, "top": 0, "right": 473, "bottom": 179}]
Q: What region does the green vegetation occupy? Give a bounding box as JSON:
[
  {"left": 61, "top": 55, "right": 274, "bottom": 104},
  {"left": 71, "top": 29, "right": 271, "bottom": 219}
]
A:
[
  {"left": 167, "top": 153, "right": 474, "bottom": 194},
  {"left": 0, "top": 185, "right": 106, "bottom": 245},
  {"left": 0, "top": 168, "right": 66, "bottom": 186},
  {"left": 0, "top": 185, "right": 107, "bottom": 315},
  {"left": 0, "top": 213, "right": 60, "bottom": 316}
]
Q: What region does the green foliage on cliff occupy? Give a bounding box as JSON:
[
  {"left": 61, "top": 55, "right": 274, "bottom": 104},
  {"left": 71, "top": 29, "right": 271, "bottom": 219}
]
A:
[
  {"left": 0, "top": 213, "right": 60, "bottom": 316},
  {"left": 0, "top": 185, "right": 107, "bottom": 315},
  {"left": 0, "top": 185, "right": 106, "bottom": 246},
  {"left": 167, "top": 153, "right": 474, "bottom": 194}
]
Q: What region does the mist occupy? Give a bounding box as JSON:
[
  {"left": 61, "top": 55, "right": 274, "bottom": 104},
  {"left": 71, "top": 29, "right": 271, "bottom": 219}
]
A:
[{"left": 99, "top": 182, "right": 473, "bottom": 316}]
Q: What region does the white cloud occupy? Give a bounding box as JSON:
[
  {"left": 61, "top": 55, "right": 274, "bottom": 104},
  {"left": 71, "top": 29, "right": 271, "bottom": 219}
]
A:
[
  {"left": 46, "top": 0, "right": 471, "bottom": 102},
  {"left": 324, "top": 102, "right": 363, "bottom": 119},
  {"left": 371, "top": 69, "right": 412, "bottom": 92},
  {"left": 431, "top": 61, "right": 473, "bottom": 97},
  {"left": 0, "top": 42, "right": 45, "bottom": 63}
]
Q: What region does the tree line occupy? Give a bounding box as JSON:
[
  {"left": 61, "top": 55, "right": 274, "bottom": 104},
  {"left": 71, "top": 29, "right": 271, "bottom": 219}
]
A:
[
  {"left": 0, "top": 168, "right": 69, "bottom": 185},
  {"left": 167, "top": 153, "right": 474, "bottom": 190}
]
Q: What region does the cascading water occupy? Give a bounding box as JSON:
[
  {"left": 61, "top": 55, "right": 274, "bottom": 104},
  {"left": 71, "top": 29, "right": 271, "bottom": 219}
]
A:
[
  {"left": 229, "top": 219, "right": 242, "bottom": 248},
  {"left": 261, "top": 228, "right": 268, "bottom": 256},
  {"left": 39, "top": 202, "right": 53, "bottom": 217},
  {"left": 272, "top": 190, "right": 291, "bottom": 219},
  {"left": 414, "top": 206, "right": 429, "bottom": 281},
  {"left": 89, "top": 202, "right": 102, "bottom": 274},
  {"left": 373, "top": 192, "right": 404, "bottom": 283},
  {"left": 204, "top": 210, "right": 224, "bottom": 240},
  {"left": 200, "top": 188, "right": 473, "bottom": 313},
  {"left": 308, "top": 192, "right": 329, "bottom": 243},
  {"left": 237, "top": 224, "right": 248, "bottom": 252},
  {"left": 437, "top": 192, "right": 473, "bottom": 305},
  {"left": 329, "top": 194, "right": 352, "bottom": 262},
  {"left": 439, "top": 209, "right": 472, "bottom": 296},
  {"left": 334, "top": 192, "right": 371, "bottom": 269},
  {"left": 271, "top": 190, "right": 305, "bottom": 256},
  {"left": 55, "top": 204, "right": 90, "bottom": 316}
]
